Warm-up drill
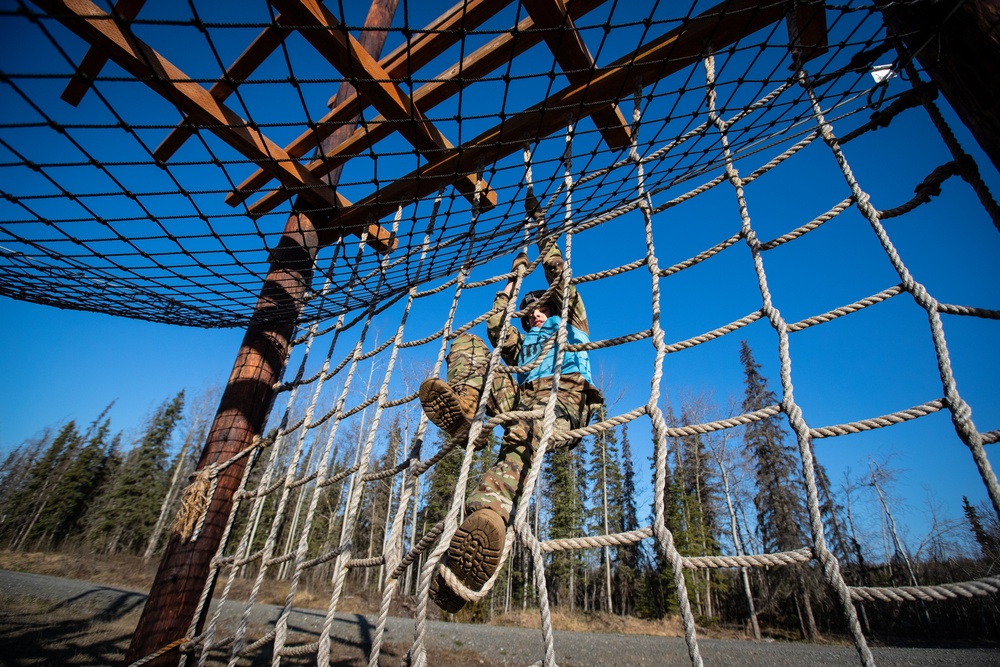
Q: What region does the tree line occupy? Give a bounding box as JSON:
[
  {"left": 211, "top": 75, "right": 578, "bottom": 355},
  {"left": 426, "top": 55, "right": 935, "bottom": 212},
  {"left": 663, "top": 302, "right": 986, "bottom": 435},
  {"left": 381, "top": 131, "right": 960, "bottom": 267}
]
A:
[{"left": 1, "top": 343, "right": 998, "bottom": 641}]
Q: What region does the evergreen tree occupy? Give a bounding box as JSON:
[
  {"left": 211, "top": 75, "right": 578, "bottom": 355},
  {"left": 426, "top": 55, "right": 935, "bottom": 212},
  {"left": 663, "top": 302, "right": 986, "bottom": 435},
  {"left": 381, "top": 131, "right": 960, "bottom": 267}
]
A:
[
  {"left": 585, "top": 406, "right": 624, "bottom": 612},
  {"left": 677, "top": 404, "right": 723, "bottom": 619},
  {"left": 0, "top": 429, "right": 52, "bottom": 533},
  {"left": 810, "top": 445, "right": 851, "bottom": 562},
  {"left": 739, "top": 341, "right": 815, "bottom": 638},
  {"left": 33, "top": 418, "right": 115, "bottom": 546},
  {"left": 89, "top": 392, "right": 185, "bottom": 554},
  {"left": 82, "top": 433, "right": 124, "bottom": 546},
  {"left": 615, "top": 423, "right": 642, "bottom": 616},
  {"left": 963, "top": 496, "right": 999, "bottom": 562},
  {"left": 643, "top": 442, "right": 677, "bottom": 619},
  {"left": 5, "top": 421, "right": 81, "bottom": 549},
  {"left": 419, "top": 429, "right": 463, "bottom": 530},
  {"left": 739, "top": 342, "right": 805, "bottom": 553},
  {"left": 544, "top": 440, "right": 585, "bottom": 608}
]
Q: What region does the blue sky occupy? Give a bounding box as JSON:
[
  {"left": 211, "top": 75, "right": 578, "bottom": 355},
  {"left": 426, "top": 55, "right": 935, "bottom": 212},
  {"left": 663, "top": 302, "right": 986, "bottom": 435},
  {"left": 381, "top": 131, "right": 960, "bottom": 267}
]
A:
[{"left": 1, "top": 0, "right": 999, "bottom": 560}]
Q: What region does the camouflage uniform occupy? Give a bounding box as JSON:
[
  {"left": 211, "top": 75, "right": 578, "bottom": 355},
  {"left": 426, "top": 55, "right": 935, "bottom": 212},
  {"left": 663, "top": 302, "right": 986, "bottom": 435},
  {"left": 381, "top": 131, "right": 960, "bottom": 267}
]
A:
[{"left": 444, "top": 243, "right": 604, "bottom": 524}]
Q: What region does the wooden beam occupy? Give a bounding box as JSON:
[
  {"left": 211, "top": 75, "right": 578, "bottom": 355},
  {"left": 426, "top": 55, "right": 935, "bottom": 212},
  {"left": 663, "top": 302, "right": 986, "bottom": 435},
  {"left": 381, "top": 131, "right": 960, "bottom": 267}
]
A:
[
  {"left": 325, "top": 0, "right": 514, "bottom": 108},
  {"left": 521, "top": 0, "right": 632, "bottom": 149},
  {"left": 35, "top": 0, "right": 395, "bottom": 254},
  {"left": 876, "top": 0, "right": 1000, "bottom": 175},
  {"left": 786, "top": 1, "right": 829, "bottom": 64},
  {"left": 59, "top": 0, "right": 146, "bottom": 106},
  {"left": 317, "top": 0, "right": 400, "bottom": 189},
  {"left": 312, "top": 0, "right": 788, "bottom": 246},
  {"left": 153, "top": 17, "right": 290, "bottom": 162},
  {"left": 230, "top": 0, "right": 611, "bottom": 213},
  {"left": 124, "top": 4, "right": 400, "bottom": 664},
  {"left": 268, "top": 0, "right": 496, "bottom": 210}
]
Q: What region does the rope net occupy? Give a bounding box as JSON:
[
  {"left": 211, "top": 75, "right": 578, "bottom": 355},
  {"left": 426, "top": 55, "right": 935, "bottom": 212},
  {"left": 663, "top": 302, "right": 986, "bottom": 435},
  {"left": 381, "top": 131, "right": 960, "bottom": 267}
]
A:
[{"left": 2, "top": 1, "right": 998, "bottom": 666}]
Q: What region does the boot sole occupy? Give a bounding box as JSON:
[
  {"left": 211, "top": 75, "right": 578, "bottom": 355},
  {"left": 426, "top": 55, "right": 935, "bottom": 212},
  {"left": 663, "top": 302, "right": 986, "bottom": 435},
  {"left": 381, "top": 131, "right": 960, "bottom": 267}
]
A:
[
  {"left": 429, "top": 510, "right": 506, "bottom": 614},
  {"left": 419, "top": 378, "right": 473, "bottom": 437},
  {"left": 448, "top": 509, "right": 505, "bottom": 589}
]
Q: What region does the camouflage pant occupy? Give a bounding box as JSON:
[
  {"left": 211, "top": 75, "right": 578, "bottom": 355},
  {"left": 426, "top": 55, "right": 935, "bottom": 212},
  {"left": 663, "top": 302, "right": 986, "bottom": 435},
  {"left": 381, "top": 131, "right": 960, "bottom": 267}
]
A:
[{"left": 447, "top": 333, "right": 588, "bottom": 524}]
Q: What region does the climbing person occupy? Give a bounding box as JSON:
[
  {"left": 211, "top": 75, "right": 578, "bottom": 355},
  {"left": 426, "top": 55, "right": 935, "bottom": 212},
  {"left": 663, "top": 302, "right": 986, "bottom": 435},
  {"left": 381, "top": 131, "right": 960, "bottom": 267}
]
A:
[{"left": 417, "top": 198, "right": 604, "bottom": 612}]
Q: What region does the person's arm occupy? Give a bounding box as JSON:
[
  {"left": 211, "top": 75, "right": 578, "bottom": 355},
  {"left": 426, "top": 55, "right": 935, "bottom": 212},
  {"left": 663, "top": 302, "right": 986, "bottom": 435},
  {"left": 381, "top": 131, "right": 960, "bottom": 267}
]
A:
[
  {"left": 487, "top": 252, "right": 527, "bottom": 364},
  {"left": 540, "top": 239, "right": 589, "bottom": 336}
]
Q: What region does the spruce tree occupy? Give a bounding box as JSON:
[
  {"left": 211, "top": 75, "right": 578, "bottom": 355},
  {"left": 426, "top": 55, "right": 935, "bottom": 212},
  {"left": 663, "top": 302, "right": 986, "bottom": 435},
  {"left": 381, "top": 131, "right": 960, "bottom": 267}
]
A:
[
  {"left": 615, "top": 423, "right": 642, "bottom": 616},
  {"left": 585, "top": 406, "right": 624, "bottom": 612},
  {"left": 739, "top": 341, "right": 815, "bottom": 637},
  {"left": 544, "top": 440, "right": 585, "bottom": 608},
  {"left": 0, "top": 429, "right": 52, "bottom": 536},
  {"left": 739, "top": 342, "right": 805, "bottom": 552},
  {"left": 34, "top": 418, "right": 114, "bottom": 546},
  {"left": 89, "top": 392, "right": 185, "bottom": 554},
  {"left": 6, "top": 421, "right": 81, "bottom": 549},
  {"left": 963, "top": 496, "right": 999, "bottom": 562},
  {"left": 419, "top": 428, "right": 463, "bottom": 530}
]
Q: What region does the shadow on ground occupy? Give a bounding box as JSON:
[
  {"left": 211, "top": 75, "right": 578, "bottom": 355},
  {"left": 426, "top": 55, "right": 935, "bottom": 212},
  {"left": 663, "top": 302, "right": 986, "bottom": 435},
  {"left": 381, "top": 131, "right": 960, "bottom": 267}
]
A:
[{"left": 0, "top": 591, "right": 500, "bottom": 667}]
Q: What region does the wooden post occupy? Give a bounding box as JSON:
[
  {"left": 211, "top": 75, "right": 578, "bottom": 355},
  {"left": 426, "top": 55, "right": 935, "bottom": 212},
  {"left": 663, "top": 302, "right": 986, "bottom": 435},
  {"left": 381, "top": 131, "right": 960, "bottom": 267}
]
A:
[
  {"left": 123, "top": 2, "right": 400, "bottom": 664},
  {"left": 123, "top": 211, "right": 319, "bottom": 667},
  {"left": 876, "top": 0, "right": 1000, "bottom": 173}
]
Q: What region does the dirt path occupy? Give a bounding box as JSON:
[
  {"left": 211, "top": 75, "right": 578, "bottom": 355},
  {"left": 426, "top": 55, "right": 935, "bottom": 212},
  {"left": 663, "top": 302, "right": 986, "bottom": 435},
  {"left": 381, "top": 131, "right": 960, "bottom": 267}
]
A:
[{"left": 1, "top": 569, "right": 996, "bottom": 666}]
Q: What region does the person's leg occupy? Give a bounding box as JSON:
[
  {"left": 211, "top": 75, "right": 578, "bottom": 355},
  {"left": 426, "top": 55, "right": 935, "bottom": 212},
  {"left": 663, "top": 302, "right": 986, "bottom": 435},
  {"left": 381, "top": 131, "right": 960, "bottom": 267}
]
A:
[
  {"left": 421, "top": 333, "right": 519, "bottom": 437},
  {"left": 432, "top": 388, "right": 567, "bottom": 612},
  {"left": 420, "top": 333, "right": 488, "bottom": 436}
]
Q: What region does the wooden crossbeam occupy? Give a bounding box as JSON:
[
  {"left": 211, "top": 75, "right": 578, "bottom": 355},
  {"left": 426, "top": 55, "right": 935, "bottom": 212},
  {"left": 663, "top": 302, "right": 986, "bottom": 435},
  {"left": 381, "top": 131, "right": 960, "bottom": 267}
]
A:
[
  {"left": 228, "top": 0, "right": 513, "bottom": 207},
  {"left": 59, "top": 0, "right": 146, "bottom": 106},
  {"left": 156, "top": 0, "right": 493, "bottom": 163},
  {"left": 269, "top": 0, "right": 496, "bottom": 210},
  {"left": 312, "top": 0, "right": 789, "bottom": 246},
  {"left": 521, "top": 0, "right": 632, "bottom": 150},
  {"left": 36, "top": 0, "right": 395, "bottom": 254},
  {"left": 325, "top": 0, "right": 514, "bottom": 109},
  {"left": 787, "top": 1, "right": 829, "bottom": 64},
  {"left": 153, "top": 17, "right": 290, "bottom": 162},
  {"left": 232, "top": 0, "right": 611, "bottom": 214}
]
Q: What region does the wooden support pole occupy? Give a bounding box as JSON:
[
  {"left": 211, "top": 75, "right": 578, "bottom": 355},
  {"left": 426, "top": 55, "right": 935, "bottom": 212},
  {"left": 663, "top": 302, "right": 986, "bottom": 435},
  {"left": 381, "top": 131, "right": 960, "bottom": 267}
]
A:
[
  {"left": 122, "top": 2, "right": 400, "bottom": 664},
  {"left": 123, "top": 211, "right": 319, "bottom": 667},
  {"left": 876, "top": 0, "right": 1000, "bottom": 173}
]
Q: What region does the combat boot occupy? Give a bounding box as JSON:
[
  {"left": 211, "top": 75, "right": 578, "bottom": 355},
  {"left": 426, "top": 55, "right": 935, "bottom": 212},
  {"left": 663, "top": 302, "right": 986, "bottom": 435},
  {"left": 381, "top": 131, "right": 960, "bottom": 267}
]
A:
[
  {"left": 430, "top": 508, "right": 506, "bottom": 613},
  {"left": 419, "top": 378, "right": 479, "bottom": 437}
]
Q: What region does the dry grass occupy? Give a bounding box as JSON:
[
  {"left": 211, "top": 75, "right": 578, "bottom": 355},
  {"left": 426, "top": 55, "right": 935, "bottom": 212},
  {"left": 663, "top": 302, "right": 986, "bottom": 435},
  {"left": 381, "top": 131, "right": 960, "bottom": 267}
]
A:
[
  {"left": 0, "top": 550, "right": 157, "bottom": 592},
  {"left": 488, "top": 608, "right": 747, "bottom": 640},
  {"left": 0, "top": 549, "right": 747, "bottom": 644}
]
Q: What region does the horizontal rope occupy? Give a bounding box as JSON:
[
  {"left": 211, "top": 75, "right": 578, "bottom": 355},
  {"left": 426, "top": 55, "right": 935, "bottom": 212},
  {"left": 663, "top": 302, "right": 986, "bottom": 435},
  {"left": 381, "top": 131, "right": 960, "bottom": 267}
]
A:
[
  {"left": 850, "top": 576, "right": 1000, "bottom": 603},
  {"left": 810, "top": 399, "right": 945, "bottom": 438}
]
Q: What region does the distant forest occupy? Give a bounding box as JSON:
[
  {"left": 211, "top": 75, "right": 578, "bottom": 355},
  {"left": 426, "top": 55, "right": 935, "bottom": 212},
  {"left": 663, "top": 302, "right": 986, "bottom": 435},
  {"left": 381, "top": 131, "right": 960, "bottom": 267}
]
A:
[{"left": 2, "top": 342, "right": 997, "bottom": 642}]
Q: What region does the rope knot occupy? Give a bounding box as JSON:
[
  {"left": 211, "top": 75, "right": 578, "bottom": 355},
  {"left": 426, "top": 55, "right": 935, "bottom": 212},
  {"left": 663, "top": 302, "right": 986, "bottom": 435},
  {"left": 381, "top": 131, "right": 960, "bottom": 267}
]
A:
[{"left": 172, "top": 467, "right": 214, "bottom": 543}]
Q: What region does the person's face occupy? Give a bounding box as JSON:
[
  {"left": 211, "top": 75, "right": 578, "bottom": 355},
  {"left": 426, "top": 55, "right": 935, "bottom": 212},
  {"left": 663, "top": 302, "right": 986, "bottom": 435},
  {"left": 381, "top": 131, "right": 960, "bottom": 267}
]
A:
[{"left": 531, "top": 302, "right": 552, "bottom": 328}]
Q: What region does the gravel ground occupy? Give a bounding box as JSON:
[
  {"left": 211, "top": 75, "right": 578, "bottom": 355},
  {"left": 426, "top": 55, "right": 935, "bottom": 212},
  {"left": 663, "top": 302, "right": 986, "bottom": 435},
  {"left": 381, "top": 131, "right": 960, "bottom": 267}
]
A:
[{"left": 1, "top": 569, "right": 996, "bottom": 666}]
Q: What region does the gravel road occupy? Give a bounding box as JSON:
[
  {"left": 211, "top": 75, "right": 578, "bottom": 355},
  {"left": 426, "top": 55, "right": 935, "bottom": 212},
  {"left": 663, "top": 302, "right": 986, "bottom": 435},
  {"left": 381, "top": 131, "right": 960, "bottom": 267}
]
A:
[{"left": 1, "top": 569, "right": 996, "bottom": 666}]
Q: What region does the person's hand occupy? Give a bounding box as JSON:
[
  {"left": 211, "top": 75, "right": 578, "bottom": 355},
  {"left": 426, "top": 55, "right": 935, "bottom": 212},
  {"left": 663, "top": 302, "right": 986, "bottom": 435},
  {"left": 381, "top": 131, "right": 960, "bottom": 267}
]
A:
[
  {"left": 525, "top": 192, "right": 548, "bottom": 234},
  {"left": 510, "top": 250, "right": 530, "bottom": 273},
  {"left": 525, "top": 191, "right": 544, "bottom": 220}
]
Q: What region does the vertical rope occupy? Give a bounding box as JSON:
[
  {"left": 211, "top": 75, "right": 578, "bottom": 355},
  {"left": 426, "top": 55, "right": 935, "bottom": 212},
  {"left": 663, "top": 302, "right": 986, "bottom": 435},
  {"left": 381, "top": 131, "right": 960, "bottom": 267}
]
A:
[
  {"left": 366, "top": 202, "right": 445, "bottom": 667},
  {"left": 706, "top": 33, "right": 872, "bottom": 660},
  {"left": 636, "top": 74, "right": 704, "bottom": 667},
  {"left": 317, "top": 213, "right": 404, "bottom": 665},
  {"left": 801, "top": 55, "right": 1000, "bottom": 526}
]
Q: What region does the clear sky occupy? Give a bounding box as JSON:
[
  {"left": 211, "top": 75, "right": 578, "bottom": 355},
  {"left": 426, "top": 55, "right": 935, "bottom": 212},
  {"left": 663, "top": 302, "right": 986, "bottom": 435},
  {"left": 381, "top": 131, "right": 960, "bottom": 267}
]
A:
[{"left": 1, "top": 0, "right": 998, "bottom": 561}]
